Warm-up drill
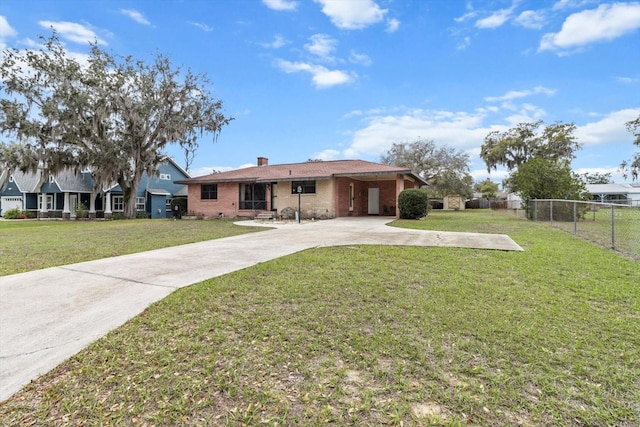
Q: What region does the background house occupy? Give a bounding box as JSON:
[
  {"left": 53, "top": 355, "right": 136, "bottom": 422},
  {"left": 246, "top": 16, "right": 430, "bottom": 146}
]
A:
[
  {"left": 175, "top": 157, "right": 427, "bottom": 219},
  {"left": 586, "top": 183, "right": 640, "bottom": 206},
  {"left": 0, "top": 158, "right": 189, "bottom": 218}
]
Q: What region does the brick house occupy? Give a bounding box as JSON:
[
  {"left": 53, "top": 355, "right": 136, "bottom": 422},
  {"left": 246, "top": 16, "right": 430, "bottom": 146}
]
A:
[{"left": 175, "top": 157, "right": 427, "bottom": 219}]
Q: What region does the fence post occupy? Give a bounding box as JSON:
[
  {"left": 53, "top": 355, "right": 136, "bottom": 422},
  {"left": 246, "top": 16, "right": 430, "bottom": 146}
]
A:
[
  {"left": 611, "top": 204, "right": 615, "bottom": 249},
  {"left": 573, "top": 201, "right": 577, "bottom": 235},
  {"left": 550, "top": 200, "right": 553, "bottom": 224},
  {"left": 534, "top": 200, "right": 538, "bottom": 222}
]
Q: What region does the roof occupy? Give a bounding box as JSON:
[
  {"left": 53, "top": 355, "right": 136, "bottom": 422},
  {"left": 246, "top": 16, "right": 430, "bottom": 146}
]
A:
[
  {"left": 147, "top": 188, "right": 171, "bottom": 196},
  {"left": 586, "top": 183, "right": 640, "bottom": 195},
  {"left": 175, "top": 159, "right": 427, "bottom": 185},
  {"left": 54, "top": 170, "right": 94, "bottom": 192},
  {"left": 9, "top": 170, "right": 44, "bottom": 193}
]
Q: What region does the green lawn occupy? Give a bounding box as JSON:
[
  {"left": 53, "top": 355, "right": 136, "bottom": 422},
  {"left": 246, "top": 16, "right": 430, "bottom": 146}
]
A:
[
  {"left": 0, "top": 219, "right": 267, "bottom": 276},
  {"left": 1, "top": 211, "right": 638, "bottom": 426}
]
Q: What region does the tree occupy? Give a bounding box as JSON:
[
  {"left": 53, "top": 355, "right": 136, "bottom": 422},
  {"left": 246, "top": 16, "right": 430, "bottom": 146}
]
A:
[
  {"left": 620, "top": 115, "right": 640, "bottom": 181},
  {"left": 508, "top": 158, "right": 588, "bottom": 213},
  {"left": 580, "top": 171, "right": 612, "bottom": 184},
  {"left": 480, "top": 120, "right": 581, "bottom": 172},
  {"left": 381, "top": 139, "right": 473, "bottom": 198},
  {"left": 474, "top": 178, "right": 499, "bottom": 199},
  {"left": 0, "top": 33, "right": 232, "bottom": 218}
]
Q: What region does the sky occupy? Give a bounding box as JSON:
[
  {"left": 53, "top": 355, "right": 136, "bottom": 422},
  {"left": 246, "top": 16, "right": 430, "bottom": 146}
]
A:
[{"left": 1, "top": 0, "right": 639, "bottom": 185}]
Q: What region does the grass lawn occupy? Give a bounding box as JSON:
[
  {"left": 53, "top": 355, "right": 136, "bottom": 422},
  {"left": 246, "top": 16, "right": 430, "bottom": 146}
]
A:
[
  {"left": 1, "top": 211, "right": 638, "bottom": 426},
  {"left": 0, "top": 219, "right": 267, "bottom": 276}
]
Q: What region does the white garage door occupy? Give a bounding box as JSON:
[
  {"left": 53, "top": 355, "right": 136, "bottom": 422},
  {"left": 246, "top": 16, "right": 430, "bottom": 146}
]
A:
[{"left": 1, "top": 197, "right": 23, "bottom": 216}]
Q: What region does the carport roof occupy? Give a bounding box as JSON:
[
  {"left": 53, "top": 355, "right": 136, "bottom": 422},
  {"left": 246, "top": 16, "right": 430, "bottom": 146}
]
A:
[{"left": 175, "top": 159, "right": 427, "bottom": 186}]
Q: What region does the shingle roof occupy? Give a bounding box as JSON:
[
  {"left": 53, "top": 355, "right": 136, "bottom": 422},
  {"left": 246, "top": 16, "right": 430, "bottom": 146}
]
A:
[
  {"left": 10, "top": 170, "right": 44, "bottom": 192},
  {"left": 176, "top": 159, "right": 427, "bottom": 185},
  {"left": 54, "top": 170, "right": 94, "bottom": 192}
]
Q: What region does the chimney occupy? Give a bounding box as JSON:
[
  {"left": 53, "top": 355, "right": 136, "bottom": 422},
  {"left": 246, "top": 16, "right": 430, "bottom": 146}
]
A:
[{"left": 257, "top": 157, "right": 268, "bottom": 167}]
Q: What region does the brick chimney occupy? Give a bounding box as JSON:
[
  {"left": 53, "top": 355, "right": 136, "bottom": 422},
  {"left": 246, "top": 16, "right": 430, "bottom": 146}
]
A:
[{"left": 257, "top": 157, "right": 268, "bottom": 166}]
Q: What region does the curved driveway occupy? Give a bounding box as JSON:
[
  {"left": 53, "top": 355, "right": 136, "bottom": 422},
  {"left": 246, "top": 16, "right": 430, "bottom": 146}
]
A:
[{"left": 0, "top": 217, "right": 522, "bottom": 401}]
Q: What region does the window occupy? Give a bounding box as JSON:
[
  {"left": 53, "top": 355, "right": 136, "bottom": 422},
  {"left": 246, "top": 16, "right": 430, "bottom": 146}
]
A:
[
  {"left": 159, "top": 173, "right": 171, "bottom": 180},
  {"left": 8, "top": 176, "right": 13, "bottom": 183},
  {"left": 136, "top": 197, "right": 145, "bottom": 211},
  {"left": 240, "top": 183, "right": 267, "bottom": 210},
  {"left": 166, "top": 198, "right": 173, "bottom": 208},
  {"left": 38, "top": 195, "right": 53, "bottom": 210},
  {"left": 112, "top": 196, "right": 124, "bottom": 211},
  {"left": 291, "top": 180, "right": 316, "bottom": 194},
  {"left": 201, "top": 184, "right": 218, "bottom": 200}
]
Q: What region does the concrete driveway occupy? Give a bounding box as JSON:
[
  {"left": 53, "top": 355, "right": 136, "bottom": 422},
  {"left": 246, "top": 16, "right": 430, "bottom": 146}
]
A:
[{"left": 0, "top": 217, "right": 522, "bottom": 401}]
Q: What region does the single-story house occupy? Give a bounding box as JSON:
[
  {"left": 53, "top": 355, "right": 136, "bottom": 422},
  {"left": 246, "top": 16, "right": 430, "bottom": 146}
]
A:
[
  {"left": 586, "top": 183, "right": 640, "bottom": 206},
  {"left": 0, "top": 158, "right": 190, "bottom": 219},
  {"left": 175, "top": 157, "right": 427, "bottom": 219}
]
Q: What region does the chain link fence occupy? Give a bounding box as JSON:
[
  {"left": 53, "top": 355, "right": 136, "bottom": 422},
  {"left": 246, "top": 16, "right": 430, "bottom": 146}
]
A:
[{"left": 526, "top": 199, "right": 640, "bottom": 259}]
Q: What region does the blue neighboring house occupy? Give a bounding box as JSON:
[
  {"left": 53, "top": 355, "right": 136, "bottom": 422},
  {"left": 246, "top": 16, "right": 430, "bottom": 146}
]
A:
[{"left": 0, "top": 158, "right": 190, "bottom": 219}]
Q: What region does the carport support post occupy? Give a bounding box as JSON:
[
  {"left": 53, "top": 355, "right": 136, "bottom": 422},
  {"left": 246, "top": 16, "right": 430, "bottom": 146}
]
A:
[
  {"left": 297, "top": 185, "right": 302, "bottom": 223},
  {"left": 395, "top": 174, "right": 405, "bottom": 219}
]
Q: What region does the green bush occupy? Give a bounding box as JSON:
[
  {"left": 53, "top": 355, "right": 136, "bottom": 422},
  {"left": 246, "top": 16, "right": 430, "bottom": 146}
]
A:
[
  {"left": 75, "top": 202, "right": 88, "bottom": 219},
  {"left": 398, "top": 189, "right": 429, "bottom": 219},
  {"left": 2, "top": 208, "right": 21, "bottom": 219}
]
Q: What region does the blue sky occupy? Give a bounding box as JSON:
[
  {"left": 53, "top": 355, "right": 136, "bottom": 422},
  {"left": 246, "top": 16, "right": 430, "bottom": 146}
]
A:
[{"left": 1, "top": 0, "right": 639, "bottom": 184}]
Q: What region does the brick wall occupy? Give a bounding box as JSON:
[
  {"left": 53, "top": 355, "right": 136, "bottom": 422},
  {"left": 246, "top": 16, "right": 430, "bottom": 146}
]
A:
[{"left": 274, "top": 179, "right": 335, "bottom": 219}]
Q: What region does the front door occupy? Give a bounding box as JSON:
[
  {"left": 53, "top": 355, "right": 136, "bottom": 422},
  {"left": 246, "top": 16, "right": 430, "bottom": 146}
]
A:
[
  {"left": 368, "top": 188, "right": 379, "bottom": 215},
  {"left": 69, "top": 194, "right": 78, "bottom": 218}
]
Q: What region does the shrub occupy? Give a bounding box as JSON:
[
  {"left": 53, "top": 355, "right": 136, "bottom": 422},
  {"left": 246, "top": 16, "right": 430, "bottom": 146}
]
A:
[
  {"left": 398, "top": 189, "right": 429, "bottom": 219},
  {"left": 170, "top": 198, "right": 187, "bottom": 216},
  {"left": 2, "top": 208, "right": 21, "bottom": 219},
  {"left": 75, "top": 202, "right": 88, "bottom": 219}
]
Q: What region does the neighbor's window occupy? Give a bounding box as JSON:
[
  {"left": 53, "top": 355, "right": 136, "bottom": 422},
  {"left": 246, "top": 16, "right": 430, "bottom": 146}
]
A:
[
  {"left": 112, "top": 196, "right": 124, "bottom": 211},
  {"left": 201, "top": 184, "right": 218, "bottom": 200},
  {"left": 239, "top": 183, "right": 267, "bottom": 210},
  {"left": 291, "top": 180, "right": 316, "bottom": 194},
  {"left": 136, "top": 197, "right": 145, "bottom": 211},
  {"left": 159, "top": 173, "right": 171, "bottom": 180}
]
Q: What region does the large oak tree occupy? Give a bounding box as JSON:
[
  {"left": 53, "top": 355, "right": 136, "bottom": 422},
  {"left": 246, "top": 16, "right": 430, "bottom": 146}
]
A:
[
  {"left": 480, "top": 120, "right": 586, "bottom": 207},
  {"left": 0, "top": 33, "right": 232, "bottom": 218},
  {"left": 381, "top": 139, "right": 473, "bottom": 198}
]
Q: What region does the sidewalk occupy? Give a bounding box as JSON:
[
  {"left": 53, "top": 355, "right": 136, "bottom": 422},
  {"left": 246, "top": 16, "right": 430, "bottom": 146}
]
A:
[{"left": 0, "top": 217, "right": 522, "bottom": 401}]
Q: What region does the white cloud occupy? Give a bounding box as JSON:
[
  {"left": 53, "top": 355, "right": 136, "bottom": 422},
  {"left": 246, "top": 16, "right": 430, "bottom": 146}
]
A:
[
  {"left": 454, "top": 2, "right": 477, "bottom": 23},
  {"left": 262, "top": 0, "right": 298, "bottom": 11},
  {"left": 575, "top": 108, "right": 640, "bottom": 146},
  {"left": 552, "top": 0, "right": 597, "bottom": 11},
  {"left": 190, "top": 22, "right": 213, "bottom": 32},
  {"left": 349, "top": 50, "right": 372, "bottom": 66},
  {"left": 615, "top": 76, "right": 640, "bottom": 84},
  {"left": 475, "top": 2, "right": 519, "bottom": 29},
  {"left": 38, "top": 21, "right": 107, "bottom": 45},
  {"left": 343, "top": 108, "right": 497, "bottom": 159},
  {"left": 386, "top": 18, "right": 400, "bottom": 33},
  {"left": 456, "top": 36, "right": 471, "bottom": 51},
  {"left": 539, "top": 3, "right": 640, "bottom": 54},
  {"left": 119, "top": 9, "right": 151, "bottom": 26},
  {"left": 261, "top": 34, "right": 289, "bottom": 49},
  {"left": 514, "top": 10, "right": 546, "bottom": 29},
  {"left": 313, "top": 149, "right": 341, "bottom": 160},
  {"left": 305, "top": 34, "right": 337, "bottom": 60},
  {"left": 276, "top": 59, "right": 355, "bottom": 89},
  {"left": 0, "top": 15, "right": 17, "bottom": 50},
  {"left": 485, "top": 86, "right": 556, "bottom": 102},
  {"left": 0, "top": 15, "right": 17, "bottom": 38},
  {"left": 314, "top": 0, "right": 387, "bottom": 30}
]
